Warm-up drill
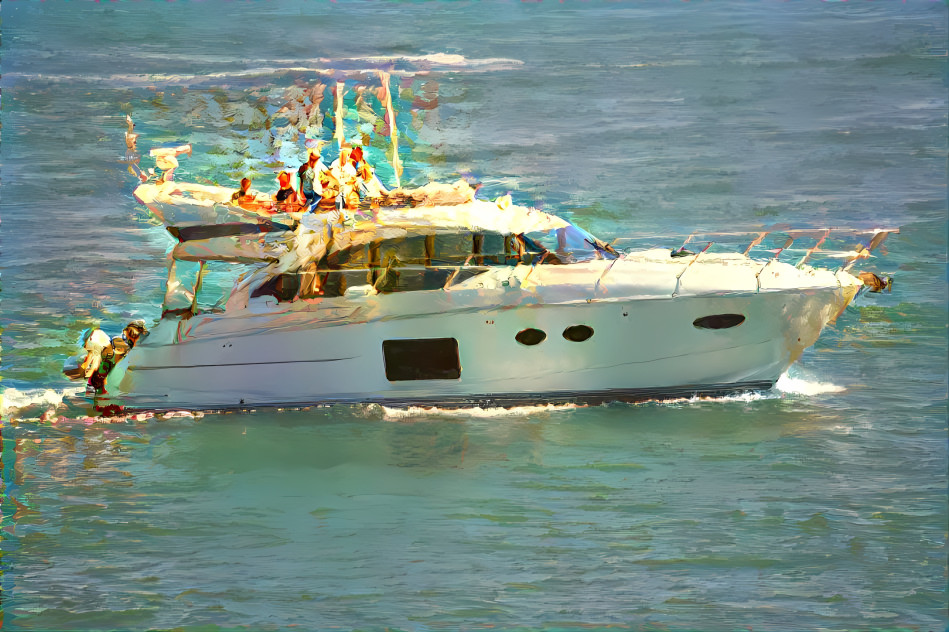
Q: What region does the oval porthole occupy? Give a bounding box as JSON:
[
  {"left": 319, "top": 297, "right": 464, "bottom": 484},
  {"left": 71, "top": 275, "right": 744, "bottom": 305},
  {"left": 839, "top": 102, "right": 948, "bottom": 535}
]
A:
[
  {"left": 693, "top": 314, "right": 746, "bottom": 330},
  {"left": 515, "top": 328, "right": 547, "bottom": 346},
  {"left": 562, "top": 325, "right": 594, "bottom": 342}
]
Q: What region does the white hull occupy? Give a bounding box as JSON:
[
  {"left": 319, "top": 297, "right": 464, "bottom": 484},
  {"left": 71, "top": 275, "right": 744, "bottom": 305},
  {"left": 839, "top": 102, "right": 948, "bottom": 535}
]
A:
[{"left": 108, "top": 282, "right": 853, "bottom": 410}]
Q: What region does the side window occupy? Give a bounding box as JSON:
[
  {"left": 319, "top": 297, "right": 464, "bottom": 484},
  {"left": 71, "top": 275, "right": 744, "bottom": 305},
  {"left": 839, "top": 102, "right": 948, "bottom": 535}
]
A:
[
  {"left": 562, "top": 325, "right": 594, "bottom": 342},
  {"left": 693, "top": 314, "right": 746, "bottom": 330},
  {"left": 515, "top": 328, "right": 547, "bottom": 346},
  {"left": 383, "top": 338, "right": 462, "bottom": 381}
]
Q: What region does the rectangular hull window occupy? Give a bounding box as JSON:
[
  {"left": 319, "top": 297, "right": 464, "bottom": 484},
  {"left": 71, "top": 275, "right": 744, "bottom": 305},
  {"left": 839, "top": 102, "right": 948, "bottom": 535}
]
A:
[{"left": 383, "top": 338, "right": 461, "bottom": 381}]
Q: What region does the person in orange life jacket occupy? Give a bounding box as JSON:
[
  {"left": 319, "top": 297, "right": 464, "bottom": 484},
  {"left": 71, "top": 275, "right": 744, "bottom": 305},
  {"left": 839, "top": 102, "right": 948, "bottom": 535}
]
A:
[
  {"left": 231, "top": 177, "right": 256, "bottom": 205},
  {"left": 274, "top": 171, "right": 299, "bottom": 210}
]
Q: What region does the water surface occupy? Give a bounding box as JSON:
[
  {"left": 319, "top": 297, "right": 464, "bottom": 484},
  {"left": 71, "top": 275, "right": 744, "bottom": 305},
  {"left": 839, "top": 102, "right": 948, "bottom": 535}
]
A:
[{"left": 1, "top": 2, "right": 946, "bottom": 630}]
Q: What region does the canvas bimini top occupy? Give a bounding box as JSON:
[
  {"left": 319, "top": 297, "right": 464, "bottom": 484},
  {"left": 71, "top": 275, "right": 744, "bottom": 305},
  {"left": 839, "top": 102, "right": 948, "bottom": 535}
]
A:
[{"left": 168, "top": 196, "right": 600, "bottom": 266}]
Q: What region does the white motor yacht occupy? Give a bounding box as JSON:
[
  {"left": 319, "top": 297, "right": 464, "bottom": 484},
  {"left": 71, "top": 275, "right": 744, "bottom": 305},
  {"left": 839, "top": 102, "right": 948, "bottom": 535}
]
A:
[{"left": 73, "top": 182, "right": 884, "bottom": 411}]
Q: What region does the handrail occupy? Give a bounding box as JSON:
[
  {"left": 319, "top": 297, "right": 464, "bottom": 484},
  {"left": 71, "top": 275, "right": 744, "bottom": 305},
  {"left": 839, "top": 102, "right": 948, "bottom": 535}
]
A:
[
  {"left": 443, "top": 255, "right": 476, "bottom": 289},
  {"left": 797, "top": 228, "right": 832, "bottom": 268},
  {"left": 743, "top": 231, "right": 770, "bottom": 255},
  {"left": 334, "top": 81, "right": 346, "bottom": 149},
  {"left": 613, "top": 226, "right": 901, "bottom": 266},
  {"left": 755, "top": 259, "right": 772, "bottom": 293},
  {"left": 841, "top": 229, "right": 896, "bottom": 272},
  {"left": 611, "top": 226, "right": 900, "bottom": 242},
  {"left": 772, "top": 236, "right": 795, "bottom": 260},
  {"left": 672, "top": 241, "right": 713, "bottom": 297},
  {"left": 377, "top": 70, "right": 403, "bottom": 190}
]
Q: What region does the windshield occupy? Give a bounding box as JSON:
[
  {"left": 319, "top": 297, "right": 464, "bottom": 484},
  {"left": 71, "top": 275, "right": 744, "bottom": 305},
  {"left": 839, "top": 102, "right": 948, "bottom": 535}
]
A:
[{"left": 525, "top": 224, "right": 618, "bottom": 262}]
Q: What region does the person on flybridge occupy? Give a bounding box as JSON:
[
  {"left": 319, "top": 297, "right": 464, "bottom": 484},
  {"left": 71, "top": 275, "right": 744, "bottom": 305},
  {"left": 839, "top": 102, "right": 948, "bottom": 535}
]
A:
[
  {"left": 231, "top": 177, "right": 254, "bottom": 203},
  {"left": 350, "top": 145, "right": 389, "bottom": 200},
  {"left": 316, "top": 165, "right": 342, "bottom": 212},
  {"left": 294, "top": 142, "right": 389, "bottom": 213},
  {"left": 297, "top": 146, "right": 327, "bottom": 207},
  {"left": 330, "top": 146, "right": 361, "bottom": 209},
  {"left": 274, "top": 171, "right": 300, "bottom": 210},
  {"left": 224, "top": 142, "right": 390, "bottom": 214},
  {"left": 326, "top": 143, "right": 390, "bottom": 210}
]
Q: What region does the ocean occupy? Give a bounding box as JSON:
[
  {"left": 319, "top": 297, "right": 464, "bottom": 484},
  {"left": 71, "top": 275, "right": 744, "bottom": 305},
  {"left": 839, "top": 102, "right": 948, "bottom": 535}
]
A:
[{"left": 1, "top": 1, "right": 946, "bottom": 630}]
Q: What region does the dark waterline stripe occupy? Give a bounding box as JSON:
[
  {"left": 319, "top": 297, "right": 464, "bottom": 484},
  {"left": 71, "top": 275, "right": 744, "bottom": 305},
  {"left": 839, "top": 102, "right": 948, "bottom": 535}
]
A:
[{"left": 98, "top": 380, "right": 777, "bottom": 412}]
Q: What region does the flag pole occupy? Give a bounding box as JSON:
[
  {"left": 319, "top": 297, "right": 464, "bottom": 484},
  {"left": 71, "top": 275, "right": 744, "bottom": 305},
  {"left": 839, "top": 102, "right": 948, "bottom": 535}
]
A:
[
  {"left": 334, "top": 81, "right": 346, "bottom": 149},
  {"left": 378, "top": 70, "right": 403, "bottom": 190}
]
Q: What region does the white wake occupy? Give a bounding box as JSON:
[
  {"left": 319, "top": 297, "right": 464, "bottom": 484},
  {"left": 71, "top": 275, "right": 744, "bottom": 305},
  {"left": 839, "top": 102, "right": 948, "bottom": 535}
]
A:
[{"left": 775, "top": 373, "right": 846, "bottom": 395}]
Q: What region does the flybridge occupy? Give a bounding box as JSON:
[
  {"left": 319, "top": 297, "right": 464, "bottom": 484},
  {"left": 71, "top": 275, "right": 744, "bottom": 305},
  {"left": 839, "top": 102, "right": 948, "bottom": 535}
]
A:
[{"left": 161, "top": 195, "right": 614, "bottom": 314}]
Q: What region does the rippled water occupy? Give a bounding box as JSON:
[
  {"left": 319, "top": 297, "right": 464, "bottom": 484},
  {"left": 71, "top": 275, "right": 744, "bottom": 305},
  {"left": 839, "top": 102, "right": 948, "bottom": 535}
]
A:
[{"left": 1, "top": 1, "right": 947, "bottom": 630}]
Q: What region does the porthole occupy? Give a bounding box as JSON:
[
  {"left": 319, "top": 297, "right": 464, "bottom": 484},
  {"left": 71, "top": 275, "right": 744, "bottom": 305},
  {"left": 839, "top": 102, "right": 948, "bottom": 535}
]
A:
[
  {"left": 693, "top": 314, "right": 746, "bottom": 330},
  {"left": 515, "top": 328, "right": 547, "bottom": 346},
  {"left": 562, "top": 325, "right": 594, "bottom": 342}
]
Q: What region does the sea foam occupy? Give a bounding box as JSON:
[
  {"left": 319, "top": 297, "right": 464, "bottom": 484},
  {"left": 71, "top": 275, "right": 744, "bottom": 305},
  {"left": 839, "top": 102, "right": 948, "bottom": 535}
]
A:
[
  {"left": 377, "top": 402, "right": 581, "bottom": 421},
  {"left": 1, "top": 386, "right": 85, "bottom": 419},
  {"left": 775, "top": 373, "right": 846, "bottom": 396}
]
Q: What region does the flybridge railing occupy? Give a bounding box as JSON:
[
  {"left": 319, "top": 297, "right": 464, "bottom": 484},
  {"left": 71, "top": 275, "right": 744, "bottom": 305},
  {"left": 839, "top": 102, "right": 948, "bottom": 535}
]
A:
[{"left": 609, "top": 226, "right": 899, "bottom": 272}]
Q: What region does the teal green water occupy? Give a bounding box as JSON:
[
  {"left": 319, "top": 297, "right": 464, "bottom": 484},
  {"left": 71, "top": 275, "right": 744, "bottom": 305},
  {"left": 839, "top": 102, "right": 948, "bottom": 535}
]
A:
[
  {"left": 1, "top": 1, "right": 947, "bottom": 630},
  {"left": 4, "top": 394, "right": 946, "bottom": 630}
]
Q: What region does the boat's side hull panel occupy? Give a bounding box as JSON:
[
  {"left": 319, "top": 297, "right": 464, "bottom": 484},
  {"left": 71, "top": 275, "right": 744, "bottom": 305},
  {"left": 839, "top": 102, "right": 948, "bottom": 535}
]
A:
[{"left": 110, "top": 287, "right": 847, "bottom": 409}]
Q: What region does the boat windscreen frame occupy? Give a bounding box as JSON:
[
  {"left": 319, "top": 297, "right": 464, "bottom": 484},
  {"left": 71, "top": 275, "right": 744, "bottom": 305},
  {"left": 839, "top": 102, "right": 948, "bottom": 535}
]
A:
[{"left": 524, "top": 224, "right": 619, "bottom": 261}]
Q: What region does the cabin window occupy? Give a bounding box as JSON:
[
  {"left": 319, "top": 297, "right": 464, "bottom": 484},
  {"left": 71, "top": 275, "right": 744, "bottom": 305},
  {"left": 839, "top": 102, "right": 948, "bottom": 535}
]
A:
[
  {"left": 250, "top": 272, "right": 298, "bottom": 302},
  {"left": 526, "top": 225, "right": 618, "bottom": 262},
  {"left": 515, "top": 328, "right": 547, "bottom": 346},
  {"left": 693, "top": 314, "right": 746, "bottom": 330},
  {"left": 383, "top": 338, "right": 461, "bottom": 381},
  {"left": 249, "top": 230, "right": 572, "bottom": 303},
  {"left": 562, "top": 325, "right": 594, "bottom": 342},
  {"left": 165, "top": 260, "right": 255, "bottom": 315}
]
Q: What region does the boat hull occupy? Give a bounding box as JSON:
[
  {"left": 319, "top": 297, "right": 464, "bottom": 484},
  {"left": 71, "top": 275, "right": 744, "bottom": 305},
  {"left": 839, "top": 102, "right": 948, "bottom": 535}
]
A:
[{"left": 106, "top": 286, "right": 851, "bottom": 410}]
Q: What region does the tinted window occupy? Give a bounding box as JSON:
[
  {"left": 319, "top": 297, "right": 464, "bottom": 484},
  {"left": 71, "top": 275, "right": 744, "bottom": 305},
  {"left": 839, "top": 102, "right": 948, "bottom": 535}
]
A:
[
  {"left": 383, "top": 338, "right": 461, "bottom": 381},
  {"left": 693, "top": 314, "right": 746, "bottom": 330},
  {"left": 562, "top": 325, "right": 594, "bottom": 342},
  {"left": 515, "top": 328, "right": 547, "bottom": 346}
]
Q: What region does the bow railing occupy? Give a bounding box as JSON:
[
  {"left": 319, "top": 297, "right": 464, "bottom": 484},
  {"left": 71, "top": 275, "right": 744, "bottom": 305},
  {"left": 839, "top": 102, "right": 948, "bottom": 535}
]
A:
[{"left": 611, "top": 226, "right": 899, "bottom": 272}]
